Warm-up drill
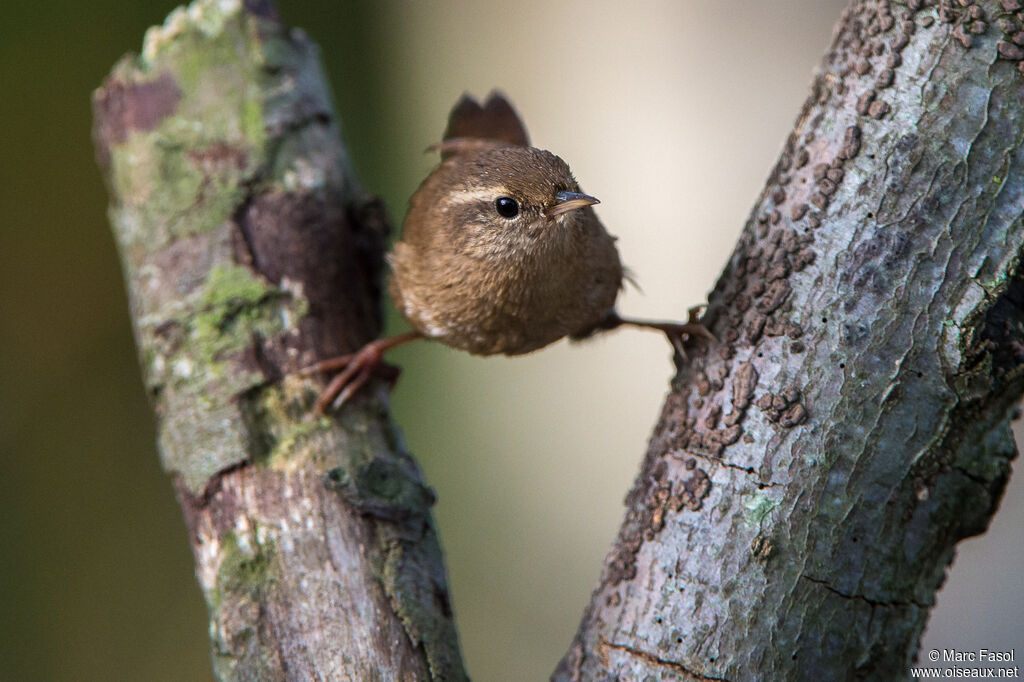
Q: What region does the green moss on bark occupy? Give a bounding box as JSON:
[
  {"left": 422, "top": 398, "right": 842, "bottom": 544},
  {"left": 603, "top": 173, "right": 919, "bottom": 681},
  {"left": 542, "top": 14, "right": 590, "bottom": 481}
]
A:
[
  {"left": 97, "top": 0, "right": 466, "bottom": 678},
  {"left": 215, "top": 528, "right": 277, "bottom": 606}
]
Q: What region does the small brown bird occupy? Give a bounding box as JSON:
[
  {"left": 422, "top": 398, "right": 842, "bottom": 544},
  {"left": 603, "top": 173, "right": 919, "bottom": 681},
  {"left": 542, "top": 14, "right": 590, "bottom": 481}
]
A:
[{"left": 305, "top": 92, "right": 710, "bottom": 412}]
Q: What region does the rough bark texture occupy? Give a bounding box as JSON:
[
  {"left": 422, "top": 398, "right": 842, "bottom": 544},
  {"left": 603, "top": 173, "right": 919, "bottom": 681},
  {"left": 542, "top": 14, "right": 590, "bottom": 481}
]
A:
[
  {"left": 556, "top": 1, "right": 1024, "bottom": 680},
  {"left": 93, "top": 1, "right": 466, "bottom": 679}
]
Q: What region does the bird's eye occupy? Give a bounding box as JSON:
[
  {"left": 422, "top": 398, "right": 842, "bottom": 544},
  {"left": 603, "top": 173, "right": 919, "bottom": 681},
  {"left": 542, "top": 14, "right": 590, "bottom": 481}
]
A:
[{"left": 494, "top": 196, "right": 519, "bottom": 219}]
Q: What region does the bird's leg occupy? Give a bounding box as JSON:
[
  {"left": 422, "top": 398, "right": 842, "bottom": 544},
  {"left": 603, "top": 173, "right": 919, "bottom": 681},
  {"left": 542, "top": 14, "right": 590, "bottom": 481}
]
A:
[
  {"left": 300, "top": 331, "right": 423, "bottom": 413},
  {"left": 599, "top": 308, "right": 715, "bottom": 359},
  {"left": 616, "top": 315, "right": 715, "bottom": 340}
]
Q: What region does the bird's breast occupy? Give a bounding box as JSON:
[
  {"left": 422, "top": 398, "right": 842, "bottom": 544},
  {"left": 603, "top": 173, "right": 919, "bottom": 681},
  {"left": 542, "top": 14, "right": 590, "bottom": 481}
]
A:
[{"left": 390, "top": 224, "right": 622, "bottom": 356}]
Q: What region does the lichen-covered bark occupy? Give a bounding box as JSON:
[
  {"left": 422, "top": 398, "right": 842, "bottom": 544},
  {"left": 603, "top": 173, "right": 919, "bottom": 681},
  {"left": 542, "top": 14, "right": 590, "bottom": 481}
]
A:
[
  {"left": 92, "top": 0, "right": 466, "bottom": 679},
  {"left": 558, "top": 1, "right": 1024, "bottom": 680}
]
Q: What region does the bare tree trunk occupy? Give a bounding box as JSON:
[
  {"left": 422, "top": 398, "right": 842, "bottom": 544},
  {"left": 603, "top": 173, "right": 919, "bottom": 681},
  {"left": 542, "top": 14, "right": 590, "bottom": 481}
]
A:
[
  {"left": 557, "top": 1, "right": 1024, "bottom": 679},
  {"left": 92, "top": 1, "right": 465, "bottom": 679},
  {"left": 94, "top": 0, "right": 1024, "bottom": 680}
]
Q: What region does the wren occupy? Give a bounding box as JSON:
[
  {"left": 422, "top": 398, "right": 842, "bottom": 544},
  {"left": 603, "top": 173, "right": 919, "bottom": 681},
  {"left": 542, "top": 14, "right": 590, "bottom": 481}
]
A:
[{"left": 304, "top": 92, "right": 711, "bottom": 412}]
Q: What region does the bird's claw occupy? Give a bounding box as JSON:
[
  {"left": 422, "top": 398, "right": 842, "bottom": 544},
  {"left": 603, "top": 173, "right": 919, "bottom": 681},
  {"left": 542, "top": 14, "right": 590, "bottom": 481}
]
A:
[
  {"left": 658, "top": 320, "right": 716, "bottom": 362},
  {"left": 303, "top": 344, "right": 398, "bottom": 414},
  {"left": 686, "top": 304, "right": 708, "bottom": 325}
]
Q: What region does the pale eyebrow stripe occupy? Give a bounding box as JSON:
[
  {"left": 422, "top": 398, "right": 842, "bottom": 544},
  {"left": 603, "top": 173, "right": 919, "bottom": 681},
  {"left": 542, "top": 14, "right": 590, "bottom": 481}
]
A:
[{"left": 444, "top": 187, "right": 507, "bottom": 205}]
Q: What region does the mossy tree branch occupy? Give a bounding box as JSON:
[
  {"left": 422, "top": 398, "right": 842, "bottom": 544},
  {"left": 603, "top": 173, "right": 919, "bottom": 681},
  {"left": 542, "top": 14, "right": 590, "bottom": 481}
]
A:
[
  {"left": 557, "top": 1, "right": 1024, "bottom": 679},
  {"left": 93, "top": 1, "right": 465, "bottom": 679}
]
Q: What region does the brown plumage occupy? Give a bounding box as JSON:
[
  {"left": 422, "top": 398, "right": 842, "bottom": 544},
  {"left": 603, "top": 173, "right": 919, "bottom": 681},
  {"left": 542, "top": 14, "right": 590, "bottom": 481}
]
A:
[
  {"left": 390, "top": 121, "right": 623, "bottom": 355},
  {"left": 304, "top": 92, "right": 709, "bottom": 412}
]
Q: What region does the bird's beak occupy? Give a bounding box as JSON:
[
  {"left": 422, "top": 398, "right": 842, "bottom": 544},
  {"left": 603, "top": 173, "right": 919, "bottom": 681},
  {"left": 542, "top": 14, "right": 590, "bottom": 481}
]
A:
[{"left": 548, "top": 190, "right": 600, "bottom": 217}]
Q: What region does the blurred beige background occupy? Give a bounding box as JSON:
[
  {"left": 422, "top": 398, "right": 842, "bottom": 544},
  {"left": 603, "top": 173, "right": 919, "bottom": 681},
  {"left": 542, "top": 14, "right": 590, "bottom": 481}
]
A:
[{"left": 2, "top": 1, "right": 1020, "bottom": 680}]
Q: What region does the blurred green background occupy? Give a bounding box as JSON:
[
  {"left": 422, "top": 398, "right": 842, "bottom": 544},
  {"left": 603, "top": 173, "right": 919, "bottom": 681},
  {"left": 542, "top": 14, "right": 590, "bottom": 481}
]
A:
[{"left": 3, "top": 1, "right": 1021, "bottom": 680}]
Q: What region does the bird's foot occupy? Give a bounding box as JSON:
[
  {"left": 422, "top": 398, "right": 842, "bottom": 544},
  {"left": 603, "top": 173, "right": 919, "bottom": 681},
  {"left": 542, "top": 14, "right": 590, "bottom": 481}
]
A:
[
  {"left": 612, "top": 308, "right": 716, "bottom": 360},
  {"left": 300, "top": 332, "right": 422, "bottom": 413}
]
